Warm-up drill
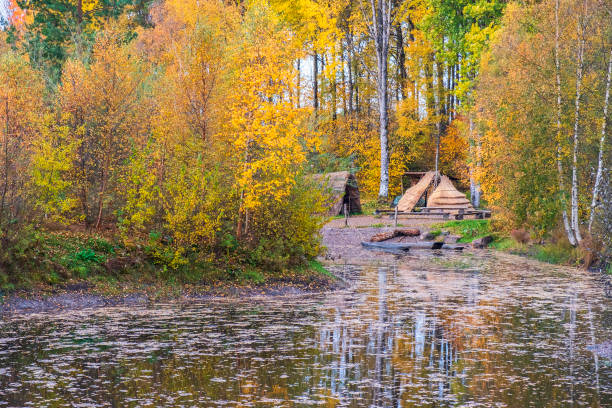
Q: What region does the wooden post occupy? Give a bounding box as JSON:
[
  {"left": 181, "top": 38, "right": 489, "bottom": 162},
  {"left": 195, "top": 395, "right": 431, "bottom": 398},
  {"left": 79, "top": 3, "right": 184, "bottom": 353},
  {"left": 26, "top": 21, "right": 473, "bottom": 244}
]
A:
[
  {"left": 394, "top": 206, "right": 398, "bottom": 227},
  {"left": 344, "top": 204, "right": 348, "bottom": 227}
]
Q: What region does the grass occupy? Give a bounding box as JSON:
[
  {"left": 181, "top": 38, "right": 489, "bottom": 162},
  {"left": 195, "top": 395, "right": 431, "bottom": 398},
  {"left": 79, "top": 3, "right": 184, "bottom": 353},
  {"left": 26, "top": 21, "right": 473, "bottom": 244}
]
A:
[
  {"left": 530, "top": 243, "right": 580, "bottom": 266},
  {"left": 428, "top": 229, "right": 442, "bottom": 238},
  {"left": 368, "top": 223, "right": 387, "bottom": 228},
  {"left": 431, "top": 219, "right": 492, "bottom": 243},
  {"left": 307, "top": 259, "right": 335, "bottom": 279},
  {"left": 429, "top": 219, "right": 582, "bottom": 267},
  {"left": 238, "top": 268, "right": 265, "bottom": 284},
  {"left": 433, "top": 220, "right": 588, "bottom": 268},
  {"left": 489, "top": 237, "right": 525, "bottom": 251}
]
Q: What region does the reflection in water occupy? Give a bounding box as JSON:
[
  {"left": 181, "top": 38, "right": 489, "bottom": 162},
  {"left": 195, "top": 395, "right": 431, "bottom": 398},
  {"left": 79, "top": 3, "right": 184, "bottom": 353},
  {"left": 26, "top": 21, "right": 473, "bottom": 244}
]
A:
[{"left": 0, "top": 253, "right": 610, "bottom": 407}]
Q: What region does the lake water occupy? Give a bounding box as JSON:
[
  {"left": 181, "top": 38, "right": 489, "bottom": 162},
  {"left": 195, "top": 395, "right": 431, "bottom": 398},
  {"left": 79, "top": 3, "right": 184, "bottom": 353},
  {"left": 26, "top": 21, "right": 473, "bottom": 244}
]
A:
[{"left": 0, "top": 252, "right": 610, "bottom": 407}]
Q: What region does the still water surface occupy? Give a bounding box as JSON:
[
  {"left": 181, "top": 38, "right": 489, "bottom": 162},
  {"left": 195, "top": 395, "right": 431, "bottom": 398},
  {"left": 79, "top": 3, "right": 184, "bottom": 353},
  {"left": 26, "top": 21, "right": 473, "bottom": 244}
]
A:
[{"left": 0, "top": 252, "right": 610, "bottom": 407}]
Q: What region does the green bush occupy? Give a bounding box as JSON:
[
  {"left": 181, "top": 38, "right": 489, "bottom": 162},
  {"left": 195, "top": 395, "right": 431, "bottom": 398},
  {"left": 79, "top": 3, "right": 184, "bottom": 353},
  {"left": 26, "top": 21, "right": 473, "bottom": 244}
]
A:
[{"left": 532, "top": 243, "right": 578, "bottom": 265}]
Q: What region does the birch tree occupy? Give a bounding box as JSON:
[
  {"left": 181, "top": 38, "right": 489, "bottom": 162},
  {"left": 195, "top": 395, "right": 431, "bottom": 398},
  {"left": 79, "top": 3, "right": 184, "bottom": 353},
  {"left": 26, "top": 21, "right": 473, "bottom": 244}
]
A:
[
  {"left": 569, "top": 0, "right": 588, "bottom": 244},
  {"left": 589, "top": 48, "right": 612, "bottom": 231},
  {"left": 555, "top": 0, "right": 577, "bottom": 245},
  {"left": 364, "top": 0, "right": 392, "bottom": 200}
]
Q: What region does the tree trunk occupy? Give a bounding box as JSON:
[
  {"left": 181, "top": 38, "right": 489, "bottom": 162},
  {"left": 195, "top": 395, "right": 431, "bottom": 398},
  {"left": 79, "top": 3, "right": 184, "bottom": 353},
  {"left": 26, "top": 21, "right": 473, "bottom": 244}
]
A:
[
  {"left": 469, "top": 116, "right": 481, "bottom": 208},
  {"left": 369, "top": 0, "right": 392, "bottom": 200},
  {"left": 313, "top": 51, "right": 318, "bottom": 115},
  {"left": 348, "top": 52, "right": 354, "bottom": 114},
  {"left": 424, "top": 55, "right": 435, "bottom": 122},
  {"left": 555, "top": 0, "right": 577, "bottom": 246},
  {"left": 1, "top": 99, "right": 9, "bottom": 222},
  {"left": 331, "top": 53, "right": 337, "bottom": 121},
  {"left": 354, "top": 48, "right": 360, "bottom": 114},
  {"left": 435, "top": 54, "right": 446, "bottom": 178},
  {"left": 341, "top": 46, "right": 347, "bottom": 114},
  {"left": 588, "top": 48, "right": 612, "bottom": 231},
  {"left": 570, "top": 0, "right": 587, "bottom": 244},
  {"left": 436, "top": 54, "right": 446, "bottom": 134},
  {"left": 395, "top": 23, "right": 407, "bottom": 100},
  {"left": 296, "top": 58, "right": 301, "bottom": 109}
]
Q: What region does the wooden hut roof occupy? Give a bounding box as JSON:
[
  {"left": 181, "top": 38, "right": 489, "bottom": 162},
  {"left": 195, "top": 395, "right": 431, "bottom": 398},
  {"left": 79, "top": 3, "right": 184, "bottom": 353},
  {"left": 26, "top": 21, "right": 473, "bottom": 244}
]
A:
[
  {"left": 310, "top": 171, "right": 361, "bottom": 215},
  {"left": 427, "top": 176, "right": 473, "bottom": 208},
  {"left": 396, "top": 171, "right": 436, "bottom": 212}
]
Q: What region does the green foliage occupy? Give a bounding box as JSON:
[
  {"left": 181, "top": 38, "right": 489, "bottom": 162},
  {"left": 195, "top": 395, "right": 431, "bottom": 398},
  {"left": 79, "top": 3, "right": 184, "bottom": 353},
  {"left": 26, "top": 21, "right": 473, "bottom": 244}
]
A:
[
  {"left": 306, "top": 260, "right": 334, "bottom": 279},
  {"left": 305, "top": 151, "right": 354, "bottom": 174},
  {"left": 489, "top": 237, "right": 519, "bottom": 250},
  {"left": 429, "top": 229, "right": 442, "bottom": 238},
  {"left": 240, "top": 269, "right": 265, "bottom": 284},
  {"left": 117, "top": 147, "right": 158, "bottom": 238},
  {"left": 433, "top": 219, "right": 491, "bottom": 242},
  {"left": 240, "top": 175, "right": 327, "bottom": 271},
  {"left": 16, "top": 0, "right": 154, "bottom": 82},
  {"left": 359, "top": 199, "right": 379, "bottom": 215},
  {"left": 30, "top": 115, "right": 79, "bottom": 223},
  {"left": 531, "top": 243, "right": 579, "bottom": 266}
]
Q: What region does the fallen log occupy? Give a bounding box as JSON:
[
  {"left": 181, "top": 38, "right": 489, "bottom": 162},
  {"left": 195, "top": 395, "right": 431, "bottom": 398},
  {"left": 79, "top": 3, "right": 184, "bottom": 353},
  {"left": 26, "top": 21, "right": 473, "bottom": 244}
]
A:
[
  {"left": 361, "top": 241, "right": 464, "bottom": 251},
  {"left": 370, "top": 228, "right": 421, "bottom": 242}
]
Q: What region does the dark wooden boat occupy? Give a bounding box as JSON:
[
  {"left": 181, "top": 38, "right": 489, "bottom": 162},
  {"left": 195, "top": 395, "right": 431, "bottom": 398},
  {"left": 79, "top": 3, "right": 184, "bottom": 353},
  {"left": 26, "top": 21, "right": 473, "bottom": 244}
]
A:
[{"left": 361, "top": 241, "right": 464, "bottom": 251}]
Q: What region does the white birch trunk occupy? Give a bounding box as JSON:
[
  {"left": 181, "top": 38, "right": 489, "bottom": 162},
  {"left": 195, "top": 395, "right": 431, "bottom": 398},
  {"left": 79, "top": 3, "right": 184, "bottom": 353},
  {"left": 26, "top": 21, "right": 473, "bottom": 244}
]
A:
[
  {"left": 588, "top": 48, "right": 612, "bottom": 232},
  {"left": 570, "top": 0, "right": 587, "bottom": 244},
  {"left": 368, "top": 0, "right": 391, "bottom": 200},
  {"left": 468, "top": 116, "right": 481, "bottom": 208},
  {"left": 555, "top": 0, "right": 577, "bottom": 246}
]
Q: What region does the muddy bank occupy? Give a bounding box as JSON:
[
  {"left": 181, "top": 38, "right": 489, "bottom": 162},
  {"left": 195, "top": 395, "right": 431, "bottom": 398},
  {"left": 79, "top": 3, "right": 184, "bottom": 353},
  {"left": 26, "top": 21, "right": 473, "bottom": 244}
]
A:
[{"left": 0, "top": 273, "right": 342, "bottom": 316}]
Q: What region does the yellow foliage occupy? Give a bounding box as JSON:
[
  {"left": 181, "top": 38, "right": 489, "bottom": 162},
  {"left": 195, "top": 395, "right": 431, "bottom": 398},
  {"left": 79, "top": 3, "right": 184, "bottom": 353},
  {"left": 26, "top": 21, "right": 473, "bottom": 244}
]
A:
[
  {"left": 0, "top": 51, "right": 43, "bottom": 225},
  {"left": 30, "top": 115, "right": 79, "bottom": 224}
]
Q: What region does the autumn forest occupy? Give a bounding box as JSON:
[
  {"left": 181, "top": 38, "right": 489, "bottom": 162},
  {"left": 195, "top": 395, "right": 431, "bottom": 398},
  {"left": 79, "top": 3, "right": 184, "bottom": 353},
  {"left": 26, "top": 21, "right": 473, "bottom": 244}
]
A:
[{"left": 0, "top": 0, "right": 611, "bottom": 285}]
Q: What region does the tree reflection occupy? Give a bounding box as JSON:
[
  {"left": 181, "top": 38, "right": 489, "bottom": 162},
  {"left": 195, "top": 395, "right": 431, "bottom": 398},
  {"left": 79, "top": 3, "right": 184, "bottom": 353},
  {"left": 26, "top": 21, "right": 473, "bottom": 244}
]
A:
[{"left": 0, "top": 256, "right": 609, "bottom": 406}]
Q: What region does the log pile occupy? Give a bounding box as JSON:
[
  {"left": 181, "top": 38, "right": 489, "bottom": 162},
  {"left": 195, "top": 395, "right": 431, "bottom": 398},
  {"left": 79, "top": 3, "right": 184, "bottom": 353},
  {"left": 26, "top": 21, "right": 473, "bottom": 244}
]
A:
[{"left": 370, "top": 228, "right": 421, "bottom": 242}]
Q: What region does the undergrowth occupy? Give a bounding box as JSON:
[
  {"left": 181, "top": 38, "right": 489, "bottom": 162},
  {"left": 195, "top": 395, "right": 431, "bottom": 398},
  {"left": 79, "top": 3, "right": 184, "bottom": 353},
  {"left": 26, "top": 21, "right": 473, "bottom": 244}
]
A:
[{"left": 0, "top": 229, "right": 332, "bottom": 293}]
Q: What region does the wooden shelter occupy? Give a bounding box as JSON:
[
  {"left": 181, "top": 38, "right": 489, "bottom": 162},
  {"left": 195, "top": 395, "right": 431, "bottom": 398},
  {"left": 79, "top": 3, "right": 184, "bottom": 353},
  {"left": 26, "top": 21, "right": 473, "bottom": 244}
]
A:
[
  {"left": 396, "top": 171, "right": 436, "bottom": 212},
  {"left": 395, "top": 172, "right": 474, "bottom": 213},
  {"left": 427, "top": 176, "right": 473, "bottom": 209},
  {"left": 311, "top": 171, "right": 362, "bottom": 215}
]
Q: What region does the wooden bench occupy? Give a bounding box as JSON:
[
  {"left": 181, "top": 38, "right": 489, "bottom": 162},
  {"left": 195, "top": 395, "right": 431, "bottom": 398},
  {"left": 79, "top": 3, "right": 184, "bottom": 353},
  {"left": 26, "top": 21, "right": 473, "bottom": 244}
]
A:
[{"left": 375, "top": 207, "right": 491, "bottom": 221}]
